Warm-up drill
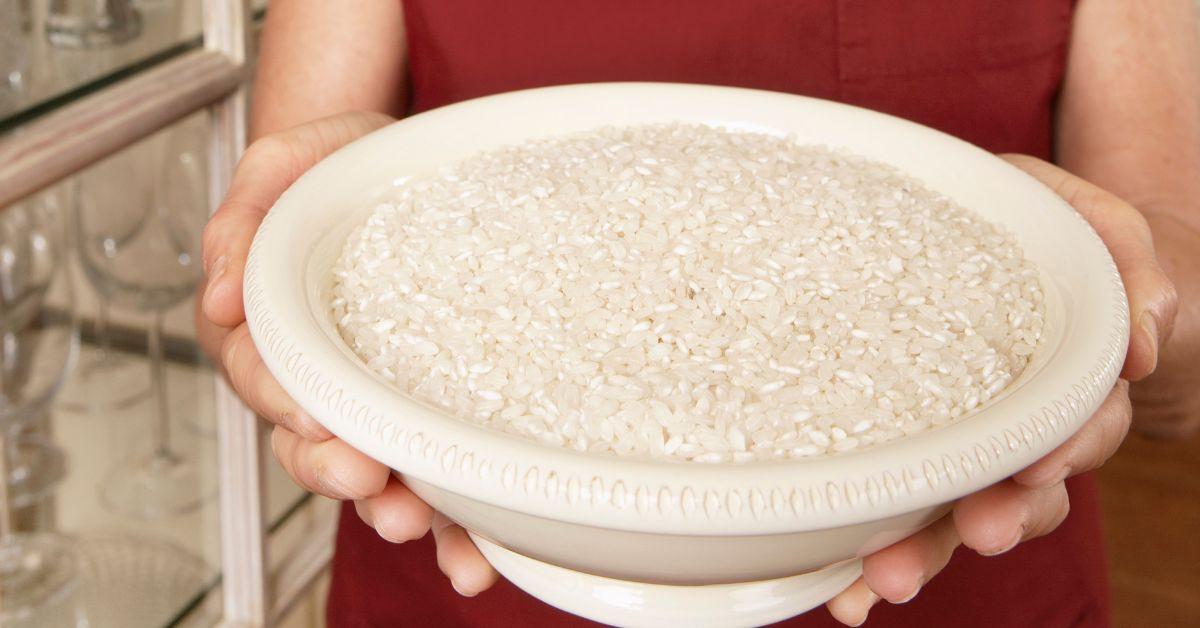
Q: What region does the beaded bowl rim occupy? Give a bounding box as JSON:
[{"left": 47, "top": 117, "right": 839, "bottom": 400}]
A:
[{"left": 244, "top": 83, "right": 1128, "bottom": 536}]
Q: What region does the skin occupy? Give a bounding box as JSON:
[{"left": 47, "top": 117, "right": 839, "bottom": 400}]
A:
[
  {"left": 1055, "top": 0, "right": 1200, "bottom": 441},
  {"left": 199, "top": 0, "right": 1197, "bottom": 623}
]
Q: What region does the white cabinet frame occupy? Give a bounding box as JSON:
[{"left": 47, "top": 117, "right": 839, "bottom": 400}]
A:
[{"left": 0, "top": 2, "right": 319, "bottom": 625}]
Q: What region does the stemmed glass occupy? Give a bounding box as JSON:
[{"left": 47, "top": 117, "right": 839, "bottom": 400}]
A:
[
  {"left": 57, "top": 154, "right": 154, "bottom": 413},
  {"left": 5, "top": 188, "right": 73, "bottom": 516},
  {"left": 0, "top": 194, "right": 86, "bottom": 626},
  {"left": 78, "top": 123, "right": 212, "bottom": 519}
]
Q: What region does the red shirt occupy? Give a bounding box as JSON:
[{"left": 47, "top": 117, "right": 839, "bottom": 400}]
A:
[{"left": 328, "top": 1, "right": 1109, "bottom": 626}]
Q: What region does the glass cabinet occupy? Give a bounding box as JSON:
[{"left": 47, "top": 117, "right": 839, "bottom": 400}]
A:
[{"left": 0, "top": 2, "right": 330, "bottom": 626}]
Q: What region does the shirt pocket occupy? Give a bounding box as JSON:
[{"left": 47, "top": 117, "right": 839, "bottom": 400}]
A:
[{"left": 836, "top": 0, "right": 1073, "bottom": 81}]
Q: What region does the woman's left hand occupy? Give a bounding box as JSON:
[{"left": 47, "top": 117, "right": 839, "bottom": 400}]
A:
[{"left": 826, "top": 154, "right": 1179, "bottom": 626}]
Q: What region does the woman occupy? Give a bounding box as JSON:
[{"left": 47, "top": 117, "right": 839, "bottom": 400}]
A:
[{"left": 198, "top": 1, "right": 1200, "bottom": 625}]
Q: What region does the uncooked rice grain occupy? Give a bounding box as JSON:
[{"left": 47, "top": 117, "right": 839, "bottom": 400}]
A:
[{"left": 331, "top": 124, "right": 1045, "bottom": 462}]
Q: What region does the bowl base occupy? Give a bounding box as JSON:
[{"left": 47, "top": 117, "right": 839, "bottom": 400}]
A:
[{"left": 470, "top": 533, "right": 862, "bottom": 628}]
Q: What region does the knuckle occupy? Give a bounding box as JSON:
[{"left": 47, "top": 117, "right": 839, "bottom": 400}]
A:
[
  {"left": 354, "top": 499, "right": 373, "bottom": 526},
  {"left": 220, "top": 325, "right": 248, "bottom": 373},
  {"left": 1118, "top": 386, "right": 1134, "bottom": 418},
  {"left": 1111, "top": 382, "right": 1134, "bottom": 425},
  {"left": 248, "top": 359, "right": 281, "bottom": 423},
  {"left": 195, "top": 306, "right": 226, "bottom": 363},
  {"left": 1156, "top": 277, "right": 1181, "bottom": 333},
  {"left": 1163, "top": 278, "right": 1180, "bottom": 314},
  {"left": 1053, "top": 489, "right": 1071, "bottom": 525},
  {"left": 269, "top": 426, "right": 284, "bottom": 459},
  {"left": 269, "top": 426, "right": 297, "bottom": 475},
  {"left": 221, "top": 331, "right": 264, "bottom": 411},
  {"left": 200, "top": 217, "right": 222, "bottom": 259},
  {"left": 242, "top": 134, "right": 291, "bottom": 166},
  {"left": 1111, "top": 379, "right": 1132, "bottom": 407},
  {"left": 1119, "top": 201, "right": 1154, "bottom": 235},
  {"left": 1055, "top": 173, "right": 1092, "bottom": 210},
  {"left": 291, "top": 444, "right": 323, "bottom": 491},
  {"left": 1111, "top": 403, "right": 1133, "bottom": 445}
]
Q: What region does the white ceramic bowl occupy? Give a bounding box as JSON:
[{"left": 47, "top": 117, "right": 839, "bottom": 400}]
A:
[{"left": 244, "top": 83, "right": 1128, "bottom": 627}]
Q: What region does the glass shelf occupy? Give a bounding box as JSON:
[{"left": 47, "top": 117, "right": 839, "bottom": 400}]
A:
[
  {"left": 0, "top": 0, "right": 266, "bottom": 134},
  {"left": 1, "top": 74, "right": 317, "bottom": 625}
]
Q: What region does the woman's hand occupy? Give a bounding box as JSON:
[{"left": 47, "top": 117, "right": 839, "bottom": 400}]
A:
[
  {"left": 826, "top": 155, "right": 1179, "bottom": 626},
  {"left": 197, "top": 111, "right": 500, "bottom": 596},
  {"left": 1129, "top": 211, "right": 1200, "bottom": 439}
]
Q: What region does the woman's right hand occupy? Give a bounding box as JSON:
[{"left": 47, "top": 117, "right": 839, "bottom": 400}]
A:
[{"left": 196, "top": 111, "right": 500, "bottom": 596}]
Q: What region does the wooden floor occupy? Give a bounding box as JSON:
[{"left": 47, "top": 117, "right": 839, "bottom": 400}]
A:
[{"left": 1098, "top": 429, "right": 1200, "bottom": 627}]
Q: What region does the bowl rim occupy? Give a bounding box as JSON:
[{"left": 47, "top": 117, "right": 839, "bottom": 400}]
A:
[{"left": 244, "top": 82, "right": 1128, "bottom": 535}]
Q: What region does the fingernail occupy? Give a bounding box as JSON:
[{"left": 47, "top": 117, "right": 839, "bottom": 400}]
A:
[
  {"left": 376, "top": 525, "right": 404, "bottom": 544},
  {"left": 895, "top": 581, "right": 923, "bottom": 604},
  {"left": 452, "top": 580, "right": 477, "bottom": 598},
  {"left": 1139, "top": 312, "right": 1159, "bottom": 374},
  {"left": 980, "top": 526, "right": 1024, "bottom": 557},
  {"left": 203, "top": 255, "right": 228, "bottom": 309},
  {"left": 296, "top": 410, "right": 333, "bottom": 441},
  {"left": 850, "top": 592, "right": 881, "bottom": 626}
]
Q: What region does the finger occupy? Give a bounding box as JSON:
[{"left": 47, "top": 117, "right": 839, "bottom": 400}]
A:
[
  {"left": 222, "top": 324, "right": 332, "bottom": 441},
  {"left": 860, "top": 515, "right": 960, "bottom": 605},
  {"left": 353, "top": 476, "right": 435, "bottom": 543},
  {"left": 1014, "top": 380, "right": 1131, "bottom": 487},
  {"left": 194, "top": 285, "right": 232, "bottom": 372},
  {"left": 1001, "top": 154, "right": 1179, "bottom": 380},
  {"left": 954, "top": 480, "right": 1070, "bottom": 556},
  {"left": 270, "top": 426, "right": 388, "bottom": 500},
  {"left": 431, "top": 513, "right": 500, "bottom": 597},
  {"left": 825, "top": 577, "right": 880, "bottom": 627},
  {"left": 201, "top": 111, "right": 396, "bottom": 328}
]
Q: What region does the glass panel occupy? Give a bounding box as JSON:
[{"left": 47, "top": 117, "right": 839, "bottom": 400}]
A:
[
  {"left": 0, "top": 0, "right": 268, "bottom": 133},
  {"left": 2, "top": 105, "right": 307, "bottom": 628}
]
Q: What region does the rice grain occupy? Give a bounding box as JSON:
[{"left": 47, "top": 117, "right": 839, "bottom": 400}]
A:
[{"left": 331, "top": 124, "right": 1044, "bottom": 462}]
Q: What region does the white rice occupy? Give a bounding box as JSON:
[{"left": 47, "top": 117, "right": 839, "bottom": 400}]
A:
[{"left": 331, "top": 124, "right": 1044, "bottom": 462}]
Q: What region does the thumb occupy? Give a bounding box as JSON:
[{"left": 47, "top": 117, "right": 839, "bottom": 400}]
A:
[
  {"left": 1001, "top": 154, "right": 1178, "bottom": 380},
  {"left": 201, "top": 111, "right": 395, "bottom": 328}
]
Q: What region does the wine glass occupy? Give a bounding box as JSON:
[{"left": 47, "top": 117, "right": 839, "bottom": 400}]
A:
[
  {"left": 45, "top": 0, "right": 142, "bottom": 49},
  {"left": 0, "top": 194, "right": 86, "bottom": 626},
  {"left": 158, "top": 118, "right": 216, "bottom": 437},
  {"left": 0, "top": 188, "right": 71, "bottom": 511},
  {"left": 57, "top": 154, "right": 154, "bottom": 413},
  {"left": 78, "top": 123, "right": 212, "bottom": 520}
]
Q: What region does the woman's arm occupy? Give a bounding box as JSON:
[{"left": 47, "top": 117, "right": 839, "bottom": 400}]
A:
[
  {"left": 1056, "top": 0, "right": 1200, "bottom": 438},
  {"left": 251, "top": 0, "right": 409, "bottom": 138}
]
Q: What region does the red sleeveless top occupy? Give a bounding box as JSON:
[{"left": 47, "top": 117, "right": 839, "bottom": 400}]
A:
[{"left": 329, "top": 2, "right": 1110, "bottom": 626}]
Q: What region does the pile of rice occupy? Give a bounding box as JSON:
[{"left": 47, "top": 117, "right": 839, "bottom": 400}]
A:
[{"left": 331, "top": 124, "right": 1044, "bottom": 462}]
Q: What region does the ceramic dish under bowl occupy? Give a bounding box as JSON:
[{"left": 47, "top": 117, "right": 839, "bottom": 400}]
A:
[{"left": 244, "top": 83, "right": 1128, "bottom": 628}]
